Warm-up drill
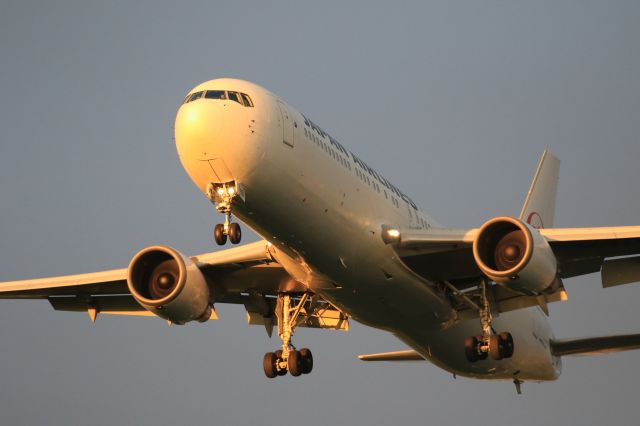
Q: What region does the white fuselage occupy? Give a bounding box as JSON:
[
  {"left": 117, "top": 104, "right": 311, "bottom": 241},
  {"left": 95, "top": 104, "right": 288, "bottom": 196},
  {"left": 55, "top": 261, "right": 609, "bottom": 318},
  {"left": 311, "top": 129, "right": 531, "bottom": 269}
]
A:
[{"left": 175, "top": 78, "right": 561, "bottom": 381}]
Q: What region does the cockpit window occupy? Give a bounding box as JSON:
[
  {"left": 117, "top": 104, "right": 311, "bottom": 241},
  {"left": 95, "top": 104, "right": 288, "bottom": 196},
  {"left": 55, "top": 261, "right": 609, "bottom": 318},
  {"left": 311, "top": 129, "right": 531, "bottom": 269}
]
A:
[
  {"left": 205, "top": 90, "right": 227, "bottom": 100},
  {"left": 241, "top": 93, "right": 254, "bottom": 107},
  {"left": 187, "top": 91, "right": 204, "bottom": 103},
  {"left": 227, "top": 91, "right": 241, "bottom": 104},
  {"left": 182, "top": 89, "right": 254, "bottom": 107}
]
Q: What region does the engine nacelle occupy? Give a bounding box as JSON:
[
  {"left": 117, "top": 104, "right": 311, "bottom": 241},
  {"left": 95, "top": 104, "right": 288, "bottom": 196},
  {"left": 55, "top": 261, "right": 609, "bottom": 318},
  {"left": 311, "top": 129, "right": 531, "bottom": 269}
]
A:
[
  {"left": 127, "top": 246, "right": 212, "bottom": 324},
  {"left": 472, "top": 216, "right": 558, "bottom": 295}
]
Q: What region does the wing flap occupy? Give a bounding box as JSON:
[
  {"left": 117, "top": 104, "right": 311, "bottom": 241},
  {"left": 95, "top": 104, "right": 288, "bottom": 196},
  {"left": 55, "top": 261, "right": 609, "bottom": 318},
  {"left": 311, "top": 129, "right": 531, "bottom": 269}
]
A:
[{"left": 601, "top": 256, "right": 640, "bottom": 287}]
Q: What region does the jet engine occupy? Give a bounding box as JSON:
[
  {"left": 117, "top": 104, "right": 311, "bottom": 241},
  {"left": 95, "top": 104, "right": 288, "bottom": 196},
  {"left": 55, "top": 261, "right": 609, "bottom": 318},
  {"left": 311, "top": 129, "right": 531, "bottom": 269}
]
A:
[
  {"left": 127, "top": 245, "right": 212, "bottom": 324},
  {"left": 472, "top": 216, "right": 558, "bottom": 295}
]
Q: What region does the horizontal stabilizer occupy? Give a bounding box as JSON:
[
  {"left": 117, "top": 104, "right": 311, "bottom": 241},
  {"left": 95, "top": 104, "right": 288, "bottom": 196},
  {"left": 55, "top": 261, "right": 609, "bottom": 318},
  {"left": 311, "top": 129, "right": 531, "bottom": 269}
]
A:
[
  {"left": 358, "top": 350, "right": 424, "bottom": 361},
  {"left": 551, "top": 333, "right": 640, "bottom": 356}
]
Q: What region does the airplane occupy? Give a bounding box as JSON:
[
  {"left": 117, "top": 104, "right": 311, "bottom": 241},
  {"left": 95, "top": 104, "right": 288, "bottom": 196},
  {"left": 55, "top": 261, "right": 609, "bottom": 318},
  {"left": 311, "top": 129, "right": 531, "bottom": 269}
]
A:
[{"left": 2, "top": 78, "right": 640, "bottom": 393}]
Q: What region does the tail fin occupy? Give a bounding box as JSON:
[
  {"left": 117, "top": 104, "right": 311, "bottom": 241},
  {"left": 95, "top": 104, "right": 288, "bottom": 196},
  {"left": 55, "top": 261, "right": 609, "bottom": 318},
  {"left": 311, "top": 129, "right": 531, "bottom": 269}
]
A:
[{"left": 519, "top": 150, "right": 560, "bottom": 229}]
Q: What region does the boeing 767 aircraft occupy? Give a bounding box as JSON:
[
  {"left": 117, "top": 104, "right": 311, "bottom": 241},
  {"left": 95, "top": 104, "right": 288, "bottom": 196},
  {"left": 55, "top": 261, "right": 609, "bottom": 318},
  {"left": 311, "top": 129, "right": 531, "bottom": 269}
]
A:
[{"left": 2, "top": 78, "right": 640, "bottom": 392}]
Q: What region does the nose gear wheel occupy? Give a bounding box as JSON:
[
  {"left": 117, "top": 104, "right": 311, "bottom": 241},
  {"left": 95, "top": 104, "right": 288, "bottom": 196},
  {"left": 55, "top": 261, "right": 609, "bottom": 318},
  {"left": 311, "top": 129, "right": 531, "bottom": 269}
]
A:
[{"left": 207, "top": 182, "right": 242, "bottom": 246}]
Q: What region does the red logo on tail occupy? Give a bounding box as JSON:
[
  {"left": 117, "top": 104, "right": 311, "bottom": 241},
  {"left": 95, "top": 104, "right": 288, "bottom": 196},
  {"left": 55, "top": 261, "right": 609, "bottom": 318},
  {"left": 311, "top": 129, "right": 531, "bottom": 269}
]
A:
[{"left": 526, "top": 212, "right": 544, "bottom": 229}]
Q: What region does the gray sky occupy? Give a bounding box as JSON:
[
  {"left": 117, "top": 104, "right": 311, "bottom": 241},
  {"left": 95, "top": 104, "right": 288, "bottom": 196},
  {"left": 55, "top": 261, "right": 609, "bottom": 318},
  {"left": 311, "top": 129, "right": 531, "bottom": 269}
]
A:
[{"left": 1, "top": 1, "right": 640, "bottom": 425}]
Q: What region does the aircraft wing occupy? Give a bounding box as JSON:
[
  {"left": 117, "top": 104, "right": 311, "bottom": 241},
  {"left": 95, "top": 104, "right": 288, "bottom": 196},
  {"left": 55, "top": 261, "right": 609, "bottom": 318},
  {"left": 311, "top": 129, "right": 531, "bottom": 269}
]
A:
[
  {"left": 394, "top": 225, "right": 640, "bottom": 281},
  {"left": 395, "top": 225, "right": 640, "bottom": 281},
  {"left": 0, "top": 240, "right": 347, "bottom": 330},
  {"left": 389, "top": 225, "right": 640, "bottom": 319},
  {"left": 0, "top": 240, "right": 281, "bottom": 299}
]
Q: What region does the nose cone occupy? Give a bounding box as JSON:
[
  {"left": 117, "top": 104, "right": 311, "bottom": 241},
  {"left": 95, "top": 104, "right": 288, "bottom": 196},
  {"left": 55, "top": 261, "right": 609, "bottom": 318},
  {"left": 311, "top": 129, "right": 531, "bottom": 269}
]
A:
[
  {"left": 175, "top": 100, "right": 222, "bottom": 162},
  {"left": 174, "top": 79, "right": 269, "bottom": 194},
  {"left": 175, "top": 99, "right": 238, "bottom": 192}
]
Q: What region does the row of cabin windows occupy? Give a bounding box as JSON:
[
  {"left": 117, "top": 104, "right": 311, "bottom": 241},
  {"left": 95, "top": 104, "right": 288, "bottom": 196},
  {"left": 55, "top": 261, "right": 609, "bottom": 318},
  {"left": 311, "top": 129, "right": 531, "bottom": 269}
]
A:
[
  {"left": 304, "top": 128, "right": 352, "bottom": 172},
  {"left": 304, "top": 127, "right": 403, "bottom": 209},
  {"left": 183, "top": 90, "right": 254, "bottom": 107},
  {"left": 354, "top": 161, "right": 402, "bottom": 208}
]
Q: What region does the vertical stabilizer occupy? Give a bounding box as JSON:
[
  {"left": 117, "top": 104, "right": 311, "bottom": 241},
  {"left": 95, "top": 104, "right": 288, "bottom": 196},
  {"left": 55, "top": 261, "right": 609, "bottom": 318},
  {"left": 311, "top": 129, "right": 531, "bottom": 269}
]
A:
[{"left": 519, "top": 150, "right": 560, "bottom": 229}]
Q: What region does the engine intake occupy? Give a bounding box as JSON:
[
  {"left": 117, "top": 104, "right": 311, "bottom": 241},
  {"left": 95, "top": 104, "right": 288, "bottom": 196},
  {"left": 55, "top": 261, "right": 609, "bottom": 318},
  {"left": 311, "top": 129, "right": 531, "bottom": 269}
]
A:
[
  {"left": 127, "top": 246, "right": 212, "bottom": 324},
  {"left": 472, "top": 216, "right": 558, "bottom": 295}
]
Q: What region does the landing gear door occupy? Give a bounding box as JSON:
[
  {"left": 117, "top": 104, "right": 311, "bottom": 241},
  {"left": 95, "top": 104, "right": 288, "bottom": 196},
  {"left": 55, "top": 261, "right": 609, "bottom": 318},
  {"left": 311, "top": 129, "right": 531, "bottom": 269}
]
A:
[{"left": 277, "top": 101, "right": 294, "bottom": 147}]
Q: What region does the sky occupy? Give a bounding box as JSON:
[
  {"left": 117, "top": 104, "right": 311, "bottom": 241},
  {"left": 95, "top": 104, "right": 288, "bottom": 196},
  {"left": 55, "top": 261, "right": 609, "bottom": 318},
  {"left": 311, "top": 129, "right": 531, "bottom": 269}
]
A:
[{"left": 1, "top": 1, "right": 640, "bottom": 425}]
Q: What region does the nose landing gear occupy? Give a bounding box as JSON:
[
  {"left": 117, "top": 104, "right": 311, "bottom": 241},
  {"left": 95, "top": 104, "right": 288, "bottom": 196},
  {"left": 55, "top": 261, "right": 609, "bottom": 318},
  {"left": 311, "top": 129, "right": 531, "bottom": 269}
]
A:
[
  {"left": 263, "top": 293, "right": 314, "bottom": 379},
  {"left": 464, "top": 280, "right": 515, "bottom": 363},
  {"left": 207, "top": 182, "right": 242, "bottom": 245}
]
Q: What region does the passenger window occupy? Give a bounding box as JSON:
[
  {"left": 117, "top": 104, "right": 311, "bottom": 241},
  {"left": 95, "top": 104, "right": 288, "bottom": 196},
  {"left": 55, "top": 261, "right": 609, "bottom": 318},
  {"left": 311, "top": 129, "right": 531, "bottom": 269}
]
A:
[
  {"left": 205, "top": 90, "right": 226, "bottom": 100},
  {"left": 227, "top": 91, "right": 241, "bottom": 104},
  {"left": 241, "top": 93, "right": 254, "bottom": 107}
]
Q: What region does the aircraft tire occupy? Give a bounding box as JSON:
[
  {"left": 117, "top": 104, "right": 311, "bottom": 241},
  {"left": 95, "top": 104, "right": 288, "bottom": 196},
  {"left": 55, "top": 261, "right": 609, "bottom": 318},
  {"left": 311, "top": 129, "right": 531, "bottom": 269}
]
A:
[
  {"left": 229, "top": 223, "right": 241, "bottom": 244},
  {"left": 464, "top": 336, "right": 479, "bottom": 362},
  {"left": 489, "top": 334, "right": 503, "bottom": 360},
  {"left": 263, "top": 352, "right": 278, "bottom": 378},
  {"left": 275, "top": 350, "right": 287, "bottom": 376},
  {"left": 499, "top": 332, "right": 514, "bottom": 358},
  {"left": 300, "top": 348, "right": 313, "bottom": 374},
  {"left": 288, "top": 350, "right": 303, "bottom": 377},
  {"left": 214, "top": 224, "right": 227, "bottom": 245}
]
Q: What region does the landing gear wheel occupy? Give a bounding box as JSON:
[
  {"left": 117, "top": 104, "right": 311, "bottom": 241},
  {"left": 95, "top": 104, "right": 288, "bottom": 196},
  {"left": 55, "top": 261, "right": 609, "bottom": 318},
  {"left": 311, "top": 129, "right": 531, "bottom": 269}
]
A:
[
  {"left": 499, "top": 332, "right": 514, "bottom": 358},
  {"left": 464, "top": 336, "right": 479, "bottom": 363},
  {"left": 476, "top": 335, "right": 488, "bottom": 360},
  {"left": 476, "top": 334, "right": 489, "bottom": 361},
  {"left": 275, "top": 350, "right": 287, "bottom": 376},
  {"left": 228, "top": 222, "right": 242, "bottom": 244},
  {"left": 263, "top": 352, "right": 277, "bottom": 378},
  {"left": 214, "top": 224, "right": 227, "bottom": 245},
  {"left": 288, "top": 350, "right": 303, "bottom": 377},
  {"left": 489, "top": 334, "right": 503, "bottom": 360},
  {"left": 300, "top": 348, "right": 313, "bottom": 374}
]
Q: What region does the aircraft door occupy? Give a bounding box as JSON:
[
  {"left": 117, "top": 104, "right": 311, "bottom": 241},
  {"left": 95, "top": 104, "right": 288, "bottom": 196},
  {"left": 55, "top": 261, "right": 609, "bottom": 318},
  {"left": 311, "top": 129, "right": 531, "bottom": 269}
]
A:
[{"left": 277, "top": 101, "right": 294, "bottom": 147}]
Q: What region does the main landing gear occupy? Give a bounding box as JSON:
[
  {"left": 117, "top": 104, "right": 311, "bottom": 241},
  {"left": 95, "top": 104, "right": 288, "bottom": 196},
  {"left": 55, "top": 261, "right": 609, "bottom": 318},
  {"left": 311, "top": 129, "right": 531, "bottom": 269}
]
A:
[
  {"left": 263, "top": 293, "right": 314, "bottom": 379},
  {"left": 207, "top": 182, "right": 242, "bottom": 245},
  {"left": 464, "top": 280, "right": 514, "bottom": 363}
]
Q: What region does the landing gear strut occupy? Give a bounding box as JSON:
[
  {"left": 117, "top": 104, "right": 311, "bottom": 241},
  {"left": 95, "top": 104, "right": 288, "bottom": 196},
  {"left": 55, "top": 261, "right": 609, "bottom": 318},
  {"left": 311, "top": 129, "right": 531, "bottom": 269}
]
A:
[
  {"left": 464, "top": 280, "right": 514, "bottom": 362},
  {"left": 207, "top": 182, "right": 242, "bottom": 245},
  {"left": 263, "top": 293, "right": 314, "bottom": 379}
]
